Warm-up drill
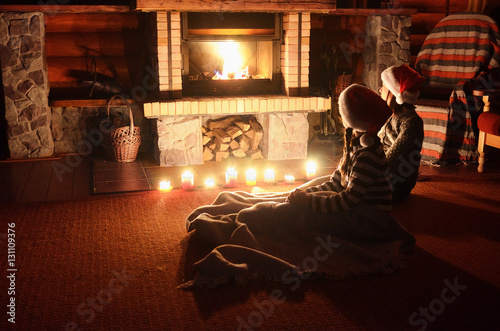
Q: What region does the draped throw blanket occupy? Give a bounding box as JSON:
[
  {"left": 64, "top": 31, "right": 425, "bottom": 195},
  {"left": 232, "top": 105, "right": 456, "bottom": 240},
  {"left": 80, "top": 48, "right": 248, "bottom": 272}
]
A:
[
  {"left": 414, "top": 12, "right": 500, "bottom": 164},
  {"left": 181, "top": 191, "right": 415, "bottom": 288}
]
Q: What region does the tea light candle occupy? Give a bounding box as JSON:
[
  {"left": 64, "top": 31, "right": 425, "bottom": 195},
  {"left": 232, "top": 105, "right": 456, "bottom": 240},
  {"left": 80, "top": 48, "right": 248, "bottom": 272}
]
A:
[
  {"left": 181, "top": 171, "right": 195, "bottom": 191},
  {"left": 306, "top": 161, "right": 317, "bottom": 180},
  {"left": 284, "top": 175, "right": 295, "bottom": 184},
  {"left": 264, "top": 169, "right": 275, "bottom": 184},
  {"left": 204, "top": 178, "right": 216, "bottom": 188},
  {"left": 246, "top": 169, "right": 257, "bottom": 186},
  {"left": 225, "top": 168, "right": 238, "bottom": 187},
  {"left": 159, "top": 180, "right": 172, "bottom": 192}
]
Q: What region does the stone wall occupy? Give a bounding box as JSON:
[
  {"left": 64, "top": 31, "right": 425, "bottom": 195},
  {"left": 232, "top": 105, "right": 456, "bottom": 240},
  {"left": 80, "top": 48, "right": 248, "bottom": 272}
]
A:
[
  {"left": 52, "top": 105, "right": 151, "bottom": 157},
  {"left": 362, "top": 15, "right": 412, "bottom": 92},
  {"left": 258, "top": 113, "right": 309, "bottom": 160},
  {"left": 0, "top": 12, "right": 53, "bottom": 158},
  {"left": 153, "top": 116, "right": 203, "bottom": 166}
]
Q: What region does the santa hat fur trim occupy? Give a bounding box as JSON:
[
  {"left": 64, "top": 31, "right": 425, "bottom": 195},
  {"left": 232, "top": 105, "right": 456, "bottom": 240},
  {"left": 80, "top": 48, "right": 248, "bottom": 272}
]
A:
[
  {"left": 339, "top": 84, "right": 392, "bottom": 134},
  {"left": 381, "top": 64, "right": 425, "bottom": 105}
]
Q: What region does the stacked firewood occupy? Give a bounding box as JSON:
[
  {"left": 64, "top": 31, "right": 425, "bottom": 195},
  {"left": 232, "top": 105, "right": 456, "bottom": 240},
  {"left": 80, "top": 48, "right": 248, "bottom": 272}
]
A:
[{"left": 202, "top": 115, "right": 264, "bottom": 162}]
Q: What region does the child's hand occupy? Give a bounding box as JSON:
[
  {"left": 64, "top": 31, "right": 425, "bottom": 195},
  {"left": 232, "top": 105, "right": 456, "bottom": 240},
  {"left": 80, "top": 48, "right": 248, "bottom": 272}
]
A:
[{"left": 286, "top": 189, "right": 311, "bottom": 207}]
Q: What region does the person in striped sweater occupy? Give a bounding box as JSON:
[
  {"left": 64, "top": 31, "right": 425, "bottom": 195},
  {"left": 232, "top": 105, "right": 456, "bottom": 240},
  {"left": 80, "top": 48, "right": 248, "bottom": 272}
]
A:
[
  {"left": 287, "top": 84, "right": 394, "bottom": 214},
  {"left": 378, "top": 65, "right": 425, "bottom": 203}
]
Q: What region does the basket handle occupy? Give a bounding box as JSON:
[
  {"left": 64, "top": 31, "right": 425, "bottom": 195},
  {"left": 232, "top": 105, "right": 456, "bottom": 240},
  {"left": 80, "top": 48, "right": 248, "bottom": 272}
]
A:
[{"left": 107, "top": 94, "right": 134, "bottom": 135}]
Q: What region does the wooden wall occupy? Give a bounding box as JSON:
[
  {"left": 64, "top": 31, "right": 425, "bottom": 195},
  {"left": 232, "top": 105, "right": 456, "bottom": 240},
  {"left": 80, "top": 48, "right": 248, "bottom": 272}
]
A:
[
  {"left": 41, "top": 0, "right": 474, "bottom": 100},
  {"left": 404, "top": 0, "right": 469, "bottom": 64},
  {"left": 44, "top": 13, "right": 148, "bottom": 100}
]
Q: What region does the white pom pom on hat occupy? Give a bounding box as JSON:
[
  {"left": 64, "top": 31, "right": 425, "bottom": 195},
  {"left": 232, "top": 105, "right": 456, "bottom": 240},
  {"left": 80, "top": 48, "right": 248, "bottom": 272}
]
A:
[
  {"left": 338, "top": 84, "right": 393, "bottom": 134},
  {"left": 381, "top": 64, "right": 426, "bottom": 105}
]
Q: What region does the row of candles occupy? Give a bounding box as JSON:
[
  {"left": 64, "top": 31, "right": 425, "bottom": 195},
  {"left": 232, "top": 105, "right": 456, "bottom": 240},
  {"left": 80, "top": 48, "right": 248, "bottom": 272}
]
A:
[{"left": 159, "top": 161, "right": 317, "bottom": 192}]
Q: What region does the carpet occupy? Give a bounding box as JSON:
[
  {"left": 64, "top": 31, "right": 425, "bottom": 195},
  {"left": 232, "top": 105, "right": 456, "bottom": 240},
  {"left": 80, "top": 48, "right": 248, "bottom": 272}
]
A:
[{"left": 1, "top": 164, "right": 500, "bottom": 330}]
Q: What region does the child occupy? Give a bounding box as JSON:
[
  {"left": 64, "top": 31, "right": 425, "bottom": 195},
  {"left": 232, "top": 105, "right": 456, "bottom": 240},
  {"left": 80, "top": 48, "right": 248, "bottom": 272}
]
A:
[
  {"left": 184, "top": 84, "right": 415, "bottom": 288},
  {"left": 287, "top": 84, "right": 394, "bottom": 214},
  {"left": 378, "top": 65, "right": 425, "bottom": 203}
]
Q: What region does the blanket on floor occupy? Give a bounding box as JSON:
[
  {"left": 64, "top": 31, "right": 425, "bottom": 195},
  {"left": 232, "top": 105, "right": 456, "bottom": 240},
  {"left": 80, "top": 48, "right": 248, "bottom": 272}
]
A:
[{"left": 181, "top": 191, "right": 416, "bottom": 288}]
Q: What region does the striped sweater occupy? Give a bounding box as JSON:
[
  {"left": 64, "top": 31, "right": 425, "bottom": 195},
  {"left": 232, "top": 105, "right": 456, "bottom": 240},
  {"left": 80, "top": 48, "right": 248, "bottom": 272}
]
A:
[{"left": 306, "top": 136, "right": 393, "bottom": 213}]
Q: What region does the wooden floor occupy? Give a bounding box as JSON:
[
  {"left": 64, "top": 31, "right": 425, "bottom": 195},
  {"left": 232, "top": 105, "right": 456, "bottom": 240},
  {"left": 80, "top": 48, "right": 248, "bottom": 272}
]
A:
[
  {"left": 0, "top": 139, "right": 344, "bottom": 204},
  {"left": 2, "top": 139, "right": 499, "bottom": 204}
]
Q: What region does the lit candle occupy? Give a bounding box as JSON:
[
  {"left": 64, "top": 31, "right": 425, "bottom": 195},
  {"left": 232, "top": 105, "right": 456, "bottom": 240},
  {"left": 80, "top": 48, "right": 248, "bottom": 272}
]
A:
[
  {"left": 284, "top": 175, "right": 295, "bottom": 184},
  {"left": 264, "top": 169, "right": 275, "bottom": 184},
  {"left": 181, "top": 171, "right": 195, "bottom": 191},
  {"left": 225, "top": 168, "right": 238, "bottom": 187},
  {"left": 159, "top": 180, "right": 172, "bottom": 192},
  {"left": 204, "top": 178, "right": 216, "bottom": 188},
  {"left": 306, "top": 161, "right": 317, "bottom": 180},
  {"left": 246, "top": 169, "right": 257, "bottom": 186}
]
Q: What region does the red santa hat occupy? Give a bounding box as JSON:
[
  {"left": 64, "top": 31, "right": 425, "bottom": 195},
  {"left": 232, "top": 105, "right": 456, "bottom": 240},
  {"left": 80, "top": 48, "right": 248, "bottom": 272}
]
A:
[
  {"left": 339, "top": 84, "right": 393, "bottom": 134},
  {"left": 381, "top": 64, "right": 426, "bottom": 105}
]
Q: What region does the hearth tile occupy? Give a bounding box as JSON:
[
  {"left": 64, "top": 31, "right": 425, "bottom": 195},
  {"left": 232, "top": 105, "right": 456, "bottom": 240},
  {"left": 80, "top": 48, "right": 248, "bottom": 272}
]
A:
[{"left": 93, "top": 179, "right": 151, "bottom": 194}]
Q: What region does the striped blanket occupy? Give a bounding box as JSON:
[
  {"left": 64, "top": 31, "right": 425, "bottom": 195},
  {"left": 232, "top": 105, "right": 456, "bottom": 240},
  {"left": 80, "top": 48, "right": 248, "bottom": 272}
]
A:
[{"left": 414, "top": 13, "right": 500, "bottom": 164}]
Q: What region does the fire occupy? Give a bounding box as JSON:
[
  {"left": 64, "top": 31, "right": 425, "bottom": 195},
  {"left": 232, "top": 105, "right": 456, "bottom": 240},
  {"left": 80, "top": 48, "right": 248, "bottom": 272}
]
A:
[{"left": 214, "top": 42, "right": 249, "bottom": 79}]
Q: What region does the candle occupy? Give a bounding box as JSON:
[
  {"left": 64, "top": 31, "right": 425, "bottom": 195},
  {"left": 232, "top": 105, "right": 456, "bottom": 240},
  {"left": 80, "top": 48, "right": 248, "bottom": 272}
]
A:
[
  {"left": 225, "top": 168, "right": 238, "bottom": 187},
  {"left": 264, "top": 169, "right": 275, "bottom": 184},
  {"left": 159, "top": 180, "right": 172, "bottom": 191},
  {"left": 204, "top": 178, "right": 216, "bottom": 188},
  {"left": 246, "top": 169, "right": 257, "bottom": 186},
  {"left": 306, "top": 161, "right": 317, "bottom": 180},
  {"left": 284, "top": 175, "right": 295, "bottom": 184},
  {"left": 181, "top": 171, "right": 195, "bottom": 191}
]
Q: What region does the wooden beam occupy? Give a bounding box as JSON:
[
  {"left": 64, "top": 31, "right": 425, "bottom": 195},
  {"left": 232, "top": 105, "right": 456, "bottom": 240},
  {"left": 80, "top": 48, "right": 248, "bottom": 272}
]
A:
[
  {"left": 49, "top": 99, "right": 135, "bottom": 108},
  {"left": 45, "top": 13, "right": 140, "bottom": 33},
  {"left": 0, "top": 5, "right": 131, "bottom": 13},
  {"left": 134, "top": 0, "right": 337, "bottom": 13},
  {"left": 329, "top": 8, "right": 417, "bottom": 15}
]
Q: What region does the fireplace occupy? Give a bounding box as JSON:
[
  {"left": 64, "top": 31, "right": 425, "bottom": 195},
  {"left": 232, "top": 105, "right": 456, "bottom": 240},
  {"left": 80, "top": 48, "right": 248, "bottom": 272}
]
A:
[
  {"left": 182, "top": 12, "right": 281, "bottom": 96},
  {"left": 143, "top": 10, "right": 332, "bottom": 166}
]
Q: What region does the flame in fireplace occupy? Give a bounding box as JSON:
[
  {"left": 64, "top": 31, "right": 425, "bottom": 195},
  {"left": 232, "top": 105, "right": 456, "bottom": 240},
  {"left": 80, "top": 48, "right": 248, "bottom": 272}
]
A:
[{"left": 214, "top": 42, "right": 249, "bottom": 80}]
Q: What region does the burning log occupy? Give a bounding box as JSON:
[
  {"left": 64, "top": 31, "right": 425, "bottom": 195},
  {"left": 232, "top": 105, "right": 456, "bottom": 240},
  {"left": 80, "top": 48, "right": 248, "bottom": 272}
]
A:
[{"left": 202, "top": 115, "right": 264, "bottom": 162}]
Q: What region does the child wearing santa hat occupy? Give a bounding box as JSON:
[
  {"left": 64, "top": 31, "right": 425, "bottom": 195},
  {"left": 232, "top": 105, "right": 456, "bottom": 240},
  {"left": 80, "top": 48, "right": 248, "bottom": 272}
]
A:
[
  {"left": 378, "top": 64, "right": 425, "bottom": 203},
  {"left": 287, "top": 84, "right": 394, "bottom": 213}
]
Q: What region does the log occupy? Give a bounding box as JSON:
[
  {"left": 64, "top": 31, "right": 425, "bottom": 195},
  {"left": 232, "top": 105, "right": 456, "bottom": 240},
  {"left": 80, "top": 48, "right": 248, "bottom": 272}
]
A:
[
  {"left": 249, "top": 119, "right": 263, "bottom": 150},
  {"left": 203, "top": 135, "right": 212, "bottom": 145},
  {"left": 44, "top": 13, "right": 140, "bottom": 33},
  {"left": 248, "top": 149, "right": 263, "bottom": 160},
  {"left": 216, "top": 151, "right": 230, "bottom": 162},
  {"left": 229, "top": 140, "right": 240, "bottom": 150},
  {"left": 203, "top": 147, "right": 214, "bottom": 162},
  {"left": 226, "top": 125, "right": 243, "bottom": 139},
  {"left": 207, "top": 115, "right": 241, "bottom": 130},
  {"left": 213, "top": 128, "right": 231, "bottom": 143},
  {"left": 235, "top": 121, "right": 251, "bottom": 131},
  {"left": 232, "top": 149, "right": 247, "bottom": 158},
  {"left": 238, "top": 135, "right": 251, "bottom": 152},
  {"left": 216, "top": 141, "right": 230, "bottom": 152}
]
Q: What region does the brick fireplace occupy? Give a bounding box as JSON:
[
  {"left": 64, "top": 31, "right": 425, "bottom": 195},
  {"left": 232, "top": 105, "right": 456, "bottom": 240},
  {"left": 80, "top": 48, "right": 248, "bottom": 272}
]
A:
[{"left": 143, "top": 10, "right": 331, "bottom": 166}]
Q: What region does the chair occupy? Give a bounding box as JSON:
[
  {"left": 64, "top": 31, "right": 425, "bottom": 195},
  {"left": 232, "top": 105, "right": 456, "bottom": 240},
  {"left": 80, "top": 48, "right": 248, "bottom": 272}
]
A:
[
  {"left": 476, "top": 90, "right": 500, "bottom": 172},
  {"left": 414, "top": 12, "right": 500, "bottom": 165}
]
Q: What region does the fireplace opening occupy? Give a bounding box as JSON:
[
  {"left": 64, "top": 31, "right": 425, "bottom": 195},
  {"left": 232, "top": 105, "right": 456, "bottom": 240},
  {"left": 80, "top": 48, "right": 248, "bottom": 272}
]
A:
[{"left": 182, "top": 12, "right": 282, "bottom": 96}]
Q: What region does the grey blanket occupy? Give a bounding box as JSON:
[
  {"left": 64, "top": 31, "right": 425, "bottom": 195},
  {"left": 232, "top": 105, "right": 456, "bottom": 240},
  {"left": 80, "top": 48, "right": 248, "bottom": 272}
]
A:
[{"left": 181, "top": 190, "right": 415, "bottom": 288}]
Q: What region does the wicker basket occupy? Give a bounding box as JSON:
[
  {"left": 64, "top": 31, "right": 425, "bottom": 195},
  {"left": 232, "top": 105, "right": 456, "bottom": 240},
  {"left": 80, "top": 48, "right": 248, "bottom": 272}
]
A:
[
  {"left": 333, "top": 73, "right": 353, "bottom": 99},
  {"left": 106, "top": 95, "right": 141, "bottom": 163}
]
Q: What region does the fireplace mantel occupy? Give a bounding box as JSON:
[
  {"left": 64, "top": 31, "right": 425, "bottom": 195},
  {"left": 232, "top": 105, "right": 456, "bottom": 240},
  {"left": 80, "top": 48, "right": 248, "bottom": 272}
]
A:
[
  {"left": 143, "top": 95, "right": 330, "bottom": 118},
  {"left": 134, "top": 0, "right": 337, "bottom": 13}
]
